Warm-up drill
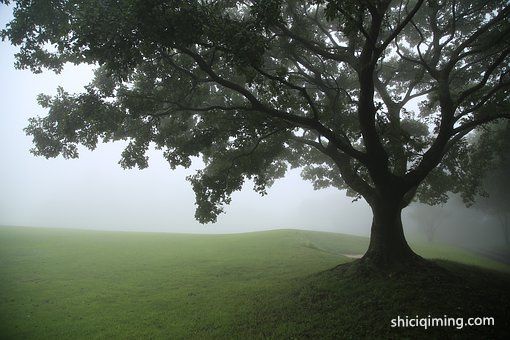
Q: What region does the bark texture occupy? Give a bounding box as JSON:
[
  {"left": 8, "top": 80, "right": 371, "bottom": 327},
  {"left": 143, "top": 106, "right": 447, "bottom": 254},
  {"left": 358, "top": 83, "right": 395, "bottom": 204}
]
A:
[{"left": 362, "top": 197, "right": 422, "bottom": 268}]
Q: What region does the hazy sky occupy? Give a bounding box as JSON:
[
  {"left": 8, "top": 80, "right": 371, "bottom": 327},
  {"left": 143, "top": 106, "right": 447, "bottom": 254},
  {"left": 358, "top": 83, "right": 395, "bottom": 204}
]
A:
[
  {"left": 0, "top": 6, "right": 505, "bottom": 249},
  {"left": 0, "top": 7, "right": 375, "bottom": 235}
]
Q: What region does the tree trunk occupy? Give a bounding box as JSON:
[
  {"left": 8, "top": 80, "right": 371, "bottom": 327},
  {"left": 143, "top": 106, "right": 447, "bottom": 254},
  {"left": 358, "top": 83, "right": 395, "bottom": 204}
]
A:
[
  {"left": 500, "top": 213, "right": 509, "bottom": 245},
  {"left": 425, "top": 222, "right": 436, "bottom": 243},
  {"left": 362, "top": 197, "right": 421, "bottom": 268}
]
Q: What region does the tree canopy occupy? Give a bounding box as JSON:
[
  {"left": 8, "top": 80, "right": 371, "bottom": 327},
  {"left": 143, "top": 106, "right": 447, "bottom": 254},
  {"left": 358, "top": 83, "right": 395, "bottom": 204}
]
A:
[{"left": 2, "top": 0, "right": 510, "bottom": 265}]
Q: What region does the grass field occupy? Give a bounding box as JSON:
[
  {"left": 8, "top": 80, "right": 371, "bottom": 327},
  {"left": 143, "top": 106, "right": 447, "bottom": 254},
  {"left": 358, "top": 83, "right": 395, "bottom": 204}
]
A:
[{"left": 1, "top": 226, "right": 509, "bottom": 339}]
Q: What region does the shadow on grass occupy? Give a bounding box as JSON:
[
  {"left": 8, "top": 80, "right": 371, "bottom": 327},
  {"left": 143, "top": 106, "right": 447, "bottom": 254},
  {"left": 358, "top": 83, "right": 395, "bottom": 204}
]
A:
[{"left": 248, "top": 260, "right": 510, "bottom": 339}]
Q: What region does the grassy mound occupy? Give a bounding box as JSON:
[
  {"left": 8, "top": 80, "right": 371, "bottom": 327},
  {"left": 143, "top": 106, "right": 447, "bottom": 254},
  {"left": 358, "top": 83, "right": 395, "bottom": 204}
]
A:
[
  {"left": 0, "top": 227, "right": 508, "bottom": 339},
  {"left": 256, "top": 260, "right": 510, "bottom": 339}
]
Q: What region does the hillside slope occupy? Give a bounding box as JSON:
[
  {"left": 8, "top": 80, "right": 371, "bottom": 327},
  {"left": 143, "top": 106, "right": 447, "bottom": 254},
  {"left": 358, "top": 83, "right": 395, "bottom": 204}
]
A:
[{"left": 1, "top": 227, "right": 508, "bottom": 339}]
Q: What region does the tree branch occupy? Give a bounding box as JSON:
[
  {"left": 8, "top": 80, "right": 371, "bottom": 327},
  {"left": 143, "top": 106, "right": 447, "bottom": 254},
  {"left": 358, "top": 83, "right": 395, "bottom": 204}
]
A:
[
  {"left": 122, "top": 92, "right": 254, "bottom": 117},
  {"left": 227, "top": 128, "right": 287, "bottom": 170},
  {"left": 445, "top": 4, "right": 510, "bottom": 72},
  {"left": 456, "top": 49, "right": 510, "bottom": 105},
  {"left": 290, "top": 136, "right": 375, "bottom": 202},
  {"left": 457, "top": 81, "right": 510, "bottom": 118},
  {"left": 453, "top": 113, "right": 510, "bottom": 136},
  {"left": 378, "top": 0, "right": 424, "bottom": 54},
  {"left": 179, "top": 47, "right": 368, "bottom": 165},
  {"left": 252, "top": 66, "right": 320, "bottom": 120},
  {"left": 275, "top": 23, "right": 358, "bottom": 70}
]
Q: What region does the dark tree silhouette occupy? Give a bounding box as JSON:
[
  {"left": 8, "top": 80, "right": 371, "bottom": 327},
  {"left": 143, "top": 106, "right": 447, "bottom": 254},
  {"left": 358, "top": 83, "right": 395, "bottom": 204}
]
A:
[
  {"left": 475, "top": 123, "right": 510, "bottom": 245},
  {"left": 409, "top": 204, "right": 450, "bottom": 243},
  {"left": 2, "top": 0, "right": 509, "bottom": 268}
]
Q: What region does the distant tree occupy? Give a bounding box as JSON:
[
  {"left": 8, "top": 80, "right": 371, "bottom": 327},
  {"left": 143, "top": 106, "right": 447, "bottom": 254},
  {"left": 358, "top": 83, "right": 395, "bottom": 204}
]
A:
[
  {"left": 2, "top": 0, "right": 509, "bottom": 268},
  {"left": 475, "top": 123, "right": 510, "bottom": 245},
  {"left": 409, "top": 204, "right": 450, "bottom": 243}
]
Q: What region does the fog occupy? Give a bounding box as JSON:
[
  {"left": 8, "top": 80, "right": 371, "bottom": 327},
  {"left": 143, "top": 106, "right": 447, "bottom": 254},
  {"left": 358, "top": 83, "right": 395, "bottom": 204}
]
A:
[
  {"left": 0, "top": 8, "right": 505, "bottom": 250},
  {"left": 0, "top": 7, "right": 375, "bottom": 236},
  {"left": 404, "top": 198, "right": 507, "bottom": 249}
]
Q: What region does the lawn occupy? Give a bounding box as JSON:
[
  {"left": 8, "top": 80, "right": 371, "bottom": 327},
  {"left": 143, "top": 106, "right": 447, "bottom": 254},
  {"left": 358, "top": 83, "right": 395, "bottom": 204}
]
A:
[{"left": 0, "top": 226, "right": 509, "bottom": 339}]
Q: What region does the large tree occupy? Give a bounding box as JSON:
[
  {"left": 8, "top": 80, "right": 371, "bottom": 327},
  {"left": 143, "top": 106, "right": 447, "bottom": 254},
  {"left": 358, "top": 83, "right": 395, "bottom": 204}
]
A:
[{"left": 2, "top": 0, "right": 509, "bottom": 268}]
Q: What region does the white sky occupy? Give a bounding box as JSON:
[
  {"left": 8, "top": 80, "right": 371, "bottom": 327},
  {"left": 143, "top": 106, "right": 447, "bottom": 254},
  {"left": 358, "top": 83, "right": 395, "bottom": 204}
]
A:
[{"left": 0, "top": 7, "right": 374, "bottom": 235}]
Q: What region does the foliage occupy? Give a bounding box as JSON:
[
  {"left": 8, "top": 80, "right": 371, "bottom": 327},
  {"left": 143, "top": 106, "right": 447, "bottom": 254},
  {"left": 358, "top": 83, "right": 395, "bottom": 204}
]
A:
[{"left": 2, "top": 0, "right": 509, "bottom": 223}]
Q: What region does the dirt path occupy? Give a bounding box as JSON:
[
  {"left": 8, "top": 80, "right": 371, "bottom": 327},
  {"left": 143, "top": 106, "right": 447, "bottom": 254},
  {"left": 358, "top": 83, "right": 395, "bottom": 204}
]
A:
[{"left": 340, "top": 253, "right": 364, "bottom": 259}]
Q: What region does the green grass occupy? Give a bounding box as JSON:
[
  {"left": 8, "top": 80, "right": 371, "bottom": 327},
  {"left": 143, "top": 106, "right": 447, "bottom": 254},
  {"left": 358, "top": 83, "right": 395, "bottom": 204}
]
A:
[{"left": 0, "top": 226, "right": 509, "bottom": 339}]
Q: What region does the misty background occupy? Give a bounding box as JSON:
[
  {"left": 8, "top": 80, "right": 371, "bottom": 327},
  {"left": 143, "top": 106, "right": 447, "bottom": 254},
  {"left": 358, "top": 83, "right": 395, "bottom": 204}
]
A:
[{"left": 0, "top": 7, "right": 504, "bottom": 249}]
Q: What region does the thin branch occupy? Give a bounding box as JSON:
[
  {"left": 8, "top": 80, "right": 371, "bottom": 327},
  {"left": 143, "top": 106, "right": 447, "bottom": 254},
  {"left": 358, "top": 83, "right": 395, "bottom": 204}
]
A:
[
  {"left": 311, "top": 7, "right": 341, "bottom": 49},
  {"left": 410, "top": 19, "right": 431, "bottom": 70},
  {"left": 336, "top": 6, "right": 370, "bottom": 41},
  {"left": 453, "top": 113, "right": 510, "bottom": 136},
  {"left": 394, "top": 38, "right": 437, "bottom": 77},
  {"left": 221, "top": 128, "right": 287, "bottom": 192},
  {"left": 275, "top": 23, "right": 357, "bottom": 70},
  {"left": 405, "top": 87, "right": 434, "bottom": 101},
  {"left": 378, "top": 0, "right": 424, "bottom": 53},
  {"left": 438, "top": 0, "right": 457, "bottom": 50},
  {"left": 253, "top": 66, "right": 320, "bottom": 120},
  {"left": 290, "top": 135, "right": 375, "bottom": 202},
  {"left": 180, "top": 47, "right": 313, "bottom": 126},
  {"left": 445, "top": 4, "right": 510, "bottom": 72},
  {"left": 152, "top": 104, "right": 254, "bottom": 117},
  {"left": 179, "top": 48, "right": 368, "bottom": 165},
  {"left": 123, "top": 93, "right": 254, "bottom": 118},
  {"left": 229, "top": 128, "right": 286, "bottom": 166},
  {"left": 457, "top": 81, "right": 510, "bottom": 118},
  {"left": 289, "top": 53, "right": 357, "bottom": 105},
  {"left": 456, "top": 49, "right": 510, "bottom": 105}
]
